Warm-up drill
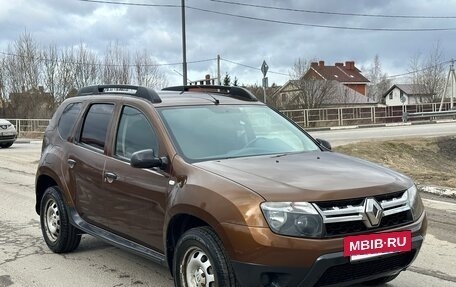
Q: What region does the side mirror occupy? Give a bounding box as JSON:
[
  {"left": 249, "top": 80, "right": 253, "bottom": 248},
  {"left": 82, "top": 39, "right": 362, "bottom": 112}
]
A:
[
  {"left": 316, "top": 138, "right": 332, "bottom": 151},
  {"left": 130, "top": 149, "right": 167, "bottom": 169}
]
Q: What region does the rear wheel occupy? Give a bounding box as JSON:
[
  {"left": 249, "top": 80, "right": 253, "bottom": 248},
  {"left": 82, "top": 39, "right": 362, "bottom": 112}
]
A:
[
  {"left": 173, "top": 226, "right": 238, "bottom": 287},
  {"left": 40, "top": 186, "right": 81, "bottom": 253},
  {"left": 364, "top": 273, "right": 399, "bottom": 285}
]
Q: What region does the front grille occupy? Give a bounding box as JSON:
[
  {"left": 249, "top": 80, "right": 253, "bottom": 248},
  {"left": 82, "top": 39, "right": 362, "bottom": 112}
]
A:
[
  {"left": 325, "top": 221, "right": 367, "bottom": 237},
  {"left": 379, "top": 210, "right": 412, "bottom": 228},
  {"left": 316, "top": 198, "right": 364, "bottom": 209},
  {"left": 314, "top": 191, "right": 413, "bottom": 237},
  {"left": 315, "top": 251, "right": 416, "bottom": 286},
  {"left": 0, "top": 135, "right": 16, "bottom": 140},
  {"left": 325, "top": 211, "right": 413, "bottom": 237}
]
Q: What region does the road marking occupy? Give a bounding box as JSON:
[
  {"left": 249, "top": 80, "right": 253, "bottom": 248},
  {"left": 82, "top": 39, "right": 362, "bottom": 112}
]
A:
[{"left": 423, "top": 198, "right": 456, "bottom": 213}]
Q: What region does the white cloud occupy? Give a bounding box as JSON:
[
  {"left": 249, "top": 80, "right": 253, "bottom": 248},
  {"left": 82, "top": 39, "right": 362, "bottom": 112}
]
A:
[{"left": 1, "top": 0, "right": 456, "bottom": 86}]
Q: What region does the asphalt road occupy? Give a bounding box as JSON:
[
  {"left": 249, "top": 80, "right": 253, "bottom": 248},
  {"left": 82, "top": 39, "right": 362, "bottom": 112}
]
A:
[
  {"left": 309, "top": 121, "right": 456, "bottom": 146},
  {"left": 1, "top": 142, "right": 456, "bottom": 287}
]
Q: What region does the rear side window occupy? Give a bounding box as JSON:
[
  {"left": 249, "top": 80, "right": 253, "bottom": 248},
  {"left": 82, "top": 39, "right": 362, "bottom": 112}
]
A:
[
  {"left": 58, "top": 103, "right": 81, "bottom": 140},
  {"left": 80, "top": 104, "right": 114, "bottom": 150}
]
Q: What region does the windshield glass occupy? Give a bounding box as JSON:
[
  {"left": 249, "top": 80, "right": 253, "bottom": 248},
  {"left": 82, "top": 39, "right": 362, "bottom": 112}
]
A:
[{"left": 158, "top": 105, "right": 320, "bottom": 162}]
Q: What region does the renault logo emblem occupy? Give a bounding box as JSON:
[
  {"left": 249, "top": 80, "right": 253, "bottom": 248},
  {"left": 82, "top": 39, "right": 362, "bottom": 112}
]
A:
[{"left": 364, "top": 198, "right": 383, "bottom": 228}]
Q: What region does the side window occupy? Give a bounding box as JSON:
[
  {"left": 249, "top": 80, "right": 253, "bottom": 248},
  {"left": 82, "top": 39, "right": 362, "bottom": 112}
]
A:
[
  {"left": 80, "top": 104, "right": 114, "bottom": 150},
  {"left": 115, "top": 106, "right": 158, "bottom": 160},
  {"left": 58, "top": 102, "right": 81, "bottom": 140}
]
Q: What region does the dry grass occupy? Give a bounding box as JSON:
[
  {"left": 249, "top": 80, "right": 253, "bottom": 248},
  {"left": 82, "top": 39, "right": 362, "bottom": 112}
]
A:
[{"left": 335, "top": 136, "right": 456, "bottom": 188}]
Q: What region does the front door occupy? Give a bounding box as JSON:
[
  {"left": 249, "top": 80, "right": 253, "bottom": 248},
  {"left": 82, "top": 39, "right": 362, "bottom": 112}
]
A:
[{"left": 102, "top": 105, "right": 169, "bottom": 251}]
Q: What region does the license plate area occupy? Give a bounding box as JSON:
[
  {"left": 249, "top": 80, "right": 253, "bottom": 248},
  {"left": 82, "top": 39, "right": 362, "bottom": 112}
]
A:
[{"left": 344, "top": 231, "right": 412, "bottom": 261}]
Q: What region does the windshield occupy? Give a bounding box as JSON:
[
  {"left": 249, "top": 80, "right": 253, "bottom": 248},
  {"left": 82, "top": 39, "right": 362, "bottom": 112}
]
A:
[{"left": 158, "top": 105, "right": 320, "bottom": 162}]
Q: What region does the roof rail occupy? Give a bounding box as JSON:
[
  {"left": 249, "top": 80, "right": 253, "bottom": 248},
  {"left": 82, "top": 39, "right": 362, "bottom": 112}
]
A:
[
  {"left": 77, "top": 85, "right": 161, "bottom": 103},
  {"left": 162, "top": 85, "right": 258, "bottom": 102}
]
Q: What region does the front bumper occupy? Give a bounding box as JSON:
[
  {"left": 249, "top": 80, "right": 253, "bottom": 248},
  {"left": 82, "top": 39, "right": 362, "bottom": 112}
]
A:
[
  {"left": 0, "top": 132, "right": 17, "bottom": 143},
  {"left": 232, "top": 235, "right": 423, "bottom": 287},
  {"left": 225, "top": 212, "right": 427, "bottom": 287}
]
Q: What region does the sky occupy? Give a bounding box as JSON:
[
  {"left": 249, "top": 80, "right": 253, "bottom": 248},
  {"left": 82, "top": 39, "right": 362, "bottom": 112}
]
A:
[{"left": 1, "top": 0, "right": 456, "bottom": 87}]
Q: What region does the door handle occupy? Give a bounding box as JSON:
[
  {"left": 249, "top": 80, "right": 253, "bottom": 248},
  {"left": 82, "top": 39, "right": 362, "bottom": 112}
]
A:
[
  {"left": 104, "top": 172, "right": 118, "bottom": 183},
  {"left": 67, "top": 159, "right": 76, "bottom": 169}
]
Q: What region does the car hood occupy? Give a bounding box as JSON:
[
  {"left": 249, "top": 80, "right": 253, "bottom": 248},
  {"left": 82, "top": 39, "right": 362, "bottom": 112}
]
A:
[
  {"left": 194, "top": 152, "right": 412, "bottom": 202},
  {"left": 0, "top": 119, "right": 12, "bottom": 125}
]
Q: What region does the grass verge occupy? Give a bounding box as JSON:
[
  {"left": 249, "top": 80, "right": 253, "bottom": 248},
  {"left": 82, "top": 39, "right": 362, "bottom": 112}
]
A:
[{"left": 335, "top": 136, "right": 456, "bottom": 189}]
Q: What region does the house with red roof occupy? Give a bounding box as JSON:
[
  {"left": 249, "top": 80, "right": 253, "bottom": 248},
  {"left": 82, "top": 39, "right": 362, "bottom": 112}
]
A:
[
  {"left": 305, "top": 61, "right": 370, "bottom": 96},
  {"left": 272, "top": 60, "right": 373, "bottom": 108}
]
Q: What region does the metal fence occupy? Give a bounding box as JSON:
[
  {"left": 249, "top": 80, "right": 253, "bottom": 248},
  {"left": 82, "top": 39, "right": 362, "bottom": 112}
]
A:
[
  {"left": 281, "top": 102, "right": 454, "bottom": 128},
  {"left": 6, "top": 102, "right": 455, "bottom": 137},
  {"left": 7, "top": 119, "right": 50, "bottom": 137}
]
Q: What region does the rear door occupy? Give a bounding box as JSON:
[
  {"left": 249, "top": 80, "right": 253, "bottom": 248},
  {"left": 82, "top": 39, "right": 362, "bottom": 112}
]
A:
[
  {"left": 102, "top": 105, "right": 170, "bottom": 251},
  {"left": 67, "top": 103, "right": 115, "bottom": 229}
]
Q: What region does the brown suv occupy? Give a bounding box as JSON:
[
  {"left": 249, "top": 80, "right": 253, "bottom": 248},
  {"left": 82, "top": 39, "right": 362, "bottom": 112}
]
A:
[{"left": 35, "top": 85, "right": 426, "bottom": 287}]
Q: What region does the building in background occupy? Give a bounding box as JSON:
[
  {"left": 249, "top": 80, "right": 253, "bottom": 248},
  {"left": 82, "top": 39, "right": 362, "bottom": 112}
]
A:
[{"left": 382, "top": 84, "right": 434, "bottom": 106}]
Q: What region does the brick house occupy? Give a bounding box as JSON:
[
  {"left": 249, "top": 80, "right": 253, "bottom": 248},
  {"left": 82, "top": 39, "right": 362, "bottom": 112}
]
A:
[
  {"left": 272, "top": 61, "right": 373, "bottom": 108},
  {"left": 305, "top": 61, "right": 370, "bottom": 95}
]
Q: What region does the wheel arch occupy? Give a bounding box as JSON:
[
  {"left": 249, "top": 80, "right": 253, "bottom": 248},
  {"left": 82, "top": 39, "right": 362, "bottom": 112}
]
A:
[
  {"left": 165, "top": 209, "right": 233, "bottom": 276},
  {"left": 35, "top": 169, "right": 65, "bottom": 215}
]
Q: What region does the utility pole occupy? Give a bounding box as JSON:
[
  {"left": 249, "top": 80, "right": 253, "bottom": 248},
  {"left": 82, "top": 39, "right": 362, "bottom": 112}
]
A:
[
  {"left": 181, "top": 0, "right": 187, "bottom": 86},
  {"left": 217, "top": 55, "right": 221, "bottom": 85},
  {"left": 439, "top": 59, "right": 455, "bottom": 111}
]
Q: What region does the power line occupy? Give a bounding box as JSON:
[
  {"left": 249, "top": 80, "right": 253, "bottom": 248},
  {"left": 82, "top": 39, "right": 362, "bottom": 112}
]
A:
[
  {"left": 203, "top": 0, "right": 456, "bottom": 19},
  {"left": 0, "top": 51, "right": 215, "bottom": 67},
  {"left": 221, "top": 58, "right": 288, "bottom": 76},
  {"left": 76, "top": 0, "right": 179, "bottom": 8},
  {"left": 387, "top": 60, "right": 451, "bottom": 79},
  {"left": 75, "top": 0, "right": 456, "bottom": 32},
  {"left": 187, "top": 6, "right": 456, "bottom": 32}
]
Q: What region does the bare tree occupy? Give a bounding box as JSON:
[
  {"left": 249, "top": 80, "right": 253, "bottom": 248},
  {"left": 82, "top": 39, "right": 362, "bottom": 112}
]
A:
[
  {"left": 42, "top": 44, "right": 60, "bottom": 107},
  {"left": 408, "top": 43, "right": 446, "bottom": 102},
  {"left": 102, "top": 41, "right": 130, "bottom": 84},
  {"left": 0, "top": 57, "right": 8, "bottom": 117},
  {"left": 74, "top": 43, "right": 99, "bottom": 89},
  {"left": 365, "top": 55, "right": 391, "bottom": 102},
  {"left": 287, "top": 58, "right": 338, "bottom": 109},
  {"left": 244, "top": 83, "right": 280, "bottom": 108},
  {"left": 2, "top": 32, "right": 46, "bottom": 118},
  {"left": 133, "top": 50, "right": 168, "bottom": 88},
  {"left": 1, "top": 33, "right": 170, "bottom": 118},
  {"left": 3, "top": 32, "right": 41, "bottom": 93}
]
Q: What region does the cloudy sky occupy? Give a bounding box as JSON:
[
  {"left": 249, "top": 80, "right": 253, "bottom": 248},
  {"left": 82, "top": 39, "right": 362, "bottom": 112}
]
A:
[{"left": 1, "top": 0, "right": 456, "bottom": 86}]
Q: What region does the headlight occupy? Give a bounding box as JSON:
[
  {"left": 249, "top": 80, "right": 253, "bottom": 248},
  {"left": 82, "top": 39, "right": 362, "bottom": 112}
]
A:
[
  {"left": 407, "top": 185, "right": 424, "bottom": 220},
  {"left": 260, "top": 202, "right": 323, "bottom": 238}
]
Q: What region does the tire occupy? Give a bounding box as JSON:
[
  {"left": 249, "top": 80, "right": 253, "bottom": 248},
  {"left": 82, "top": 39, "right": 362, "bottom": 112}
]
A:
[
  {"left": 40, "top": 186, "right": 81, "bottom": 253},
  {"left": 173, "top": 226, "right": 238, "bottom": 287},
  {"left": 0, "top": 142, "right": 13, "bottom": 148},
  {"left": 364, "top": 273, "right": 399, "bottom": 286}
]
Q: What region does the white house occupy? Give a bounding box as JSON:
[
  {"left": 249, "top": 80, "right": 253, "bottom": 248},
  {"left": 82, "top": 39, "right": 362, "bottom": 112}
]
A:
[{"left": 383, "top": 84, "right": 434, "bottom": 106}]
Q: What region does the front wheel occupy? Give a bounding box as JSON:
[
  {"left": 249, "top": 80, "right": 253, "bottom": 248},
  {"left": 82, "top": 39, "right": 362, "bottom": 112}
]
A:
[
  {"left": 40, "top": 186, "right": 81, "bottom": 253},
  {"left": 0, "top": 142, "right": 13, "bottom": 148},
  {"left": 173, "top": 227, "right": 238, "bottom": 287}
]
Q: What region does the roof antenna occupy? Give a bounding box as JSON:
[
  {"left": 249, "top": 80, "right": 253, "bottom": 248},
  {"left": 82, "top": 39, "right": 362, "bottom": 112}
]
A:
[{"left": 207, "top": 93, "right": 220, "bottom": 105}]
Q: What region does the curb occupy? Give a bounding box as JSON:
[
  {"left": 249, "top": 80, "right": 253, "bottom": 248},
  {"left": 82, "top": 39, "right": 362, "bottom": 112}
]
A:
[
  {"left": 15, "top": 139, "right": 42, "bottom": 144},
  {"left": 306, "top": 119, "right": 456, "bottom": 132},
  {"left": 418, "top": 185, "right": 456, "bottom": 198}
]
